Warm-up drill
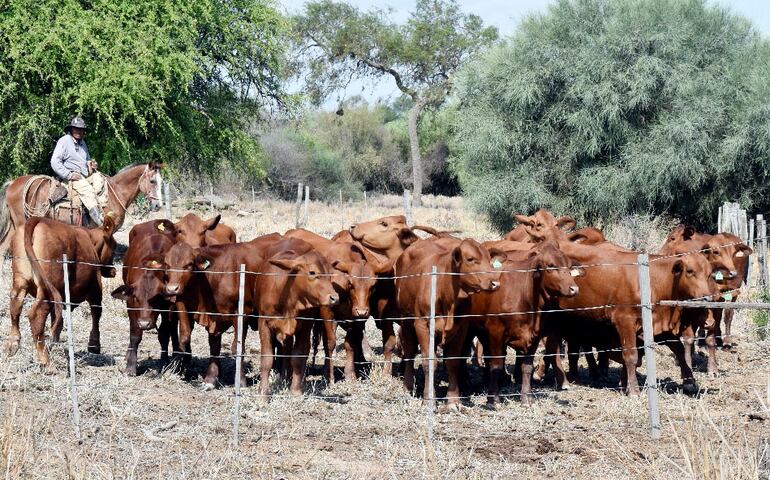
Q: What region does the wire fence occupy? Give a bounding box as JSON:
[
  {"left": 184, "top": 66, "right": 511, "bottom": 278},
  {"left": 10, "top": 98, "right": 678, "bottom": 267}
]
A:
[{"left": 2, "top": 230, "right": 769, "bottom": 446}]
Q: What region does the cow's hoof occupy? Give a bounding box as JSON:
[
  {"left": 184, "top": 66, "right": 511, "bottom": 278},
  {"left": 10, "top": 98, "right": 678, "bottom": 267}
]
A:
[
  {"left": 557, "top": 382, "right": 571, "bottom": 391},
  {"left": 4, "top": 338, "right": 20, "bottom": 357},
  {"left": 532, "top": 371, "right": 543, "bottom": 382},
  {"left": 125, "top": 369, "right": 137, "bottom": 377},
  {"left": 682, "top": 380, "right": 699, "bottom": 396},
  {"left": 200, "top": 382, "right": 216, "bottom": 392},
  {"left": 520, "top": 395, "right": 534, "bottom": 406}
]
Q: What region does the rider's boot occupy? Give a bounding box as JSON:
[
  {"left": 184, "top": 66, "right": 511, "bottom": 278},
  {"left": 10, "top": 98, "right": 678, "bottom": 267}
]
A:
[{"left": 88, "top": 207, "right": 104, "bottom": 227}]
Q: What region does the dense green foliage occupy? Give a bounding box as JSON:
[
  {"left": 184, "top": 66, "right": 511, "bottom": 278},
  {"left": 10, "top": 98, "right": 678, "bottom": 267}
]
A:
[
  {"left": 0, "top": 0, "right": 286, "bottom": 181},
  {"left": 452, "top": 0, "right": 770, "bottom": 231}
]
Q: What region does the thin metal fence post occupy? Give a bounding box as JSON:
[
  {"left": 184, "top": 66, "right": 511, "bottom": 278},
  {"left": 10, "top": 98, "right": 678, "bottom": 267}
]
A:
[
  {"left": 761, "top": 218, "right": 769, "bottom": 288},
  {"left": 637, "top": 254, "right": 661, "bottom": 440},
  {"left": 251, "top": 185, "right": 256, "bottom": 204},
  {"left": 294, "top": 183, "right": 303, "bottom": 228},
  {"left": 363, "top": 190, "right": 368, "bottom": 218},
  {"left": 426, "top": 265, "right": 437, "bottom": 440},
  {"left": 232, "top": 264, "right": 246, "bottom": 446},
  {"left": 163, "top": 181, "right": 172, "bottom": 220},
  {"left": 339, "top": 189, "right": 344, "bottom": 232},
  {"left": 748, "top": 218, "right": 755, "bottom": 287},
  {"left": 63, "top": 254, "right": 82, "bottom": 441}
]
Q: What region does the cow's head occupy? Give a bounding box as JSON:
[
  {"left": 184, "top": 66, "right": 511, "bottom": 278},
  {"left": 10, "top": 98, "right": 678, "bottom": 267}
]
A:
[
  {"left": 89, "top": 214, "right": 118, "bottom": 278},
  {"left": 269, "top": 250, "right": 340, "bottom": 311},
  {"left": 703, "top": 233, "right": 752, "bottom": 288},
  {"left": 665, "top": 224, "right": 697, "bottom": 244},
  {"left": 112, "top": 258, "right": 168, "bottom": 330},
  {"left": 163, "top": 242, "right": 206, "bottom": 299},
  {"left": 530, "top": 240, "right": 583, "bottom": 298},
  {"left": 332, "top": 258, "right": 378, "bottom": 318},
  {"left": 174, "top": 213, "right": 221, "bottom": 247},
  {"left": 514, "top": 209, "right": 576, "bottom": 242},
  {"left": 671, "top": 253, "right": 717, "bottom": 304},
  {"left": 349, "top": 215, "right": 419, "bottom": 255},
  {"left": 452, "top": 239, "right": 506, "bottom": 297}
]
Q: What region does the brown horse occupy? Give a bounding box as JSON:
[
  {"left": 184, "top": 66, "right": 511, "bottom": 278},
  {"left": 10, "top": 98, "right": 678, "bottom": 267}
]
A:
[{"left": 0, "top": 162, "right": 164, "bottom": 254}]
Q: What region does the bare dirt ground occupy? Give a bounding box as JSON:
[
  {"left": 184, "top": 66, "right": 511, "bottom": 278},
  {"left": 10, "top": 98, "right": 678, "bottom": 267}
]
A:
[{"left": 1, "top": 194, "right": 769, "bottom": 479}]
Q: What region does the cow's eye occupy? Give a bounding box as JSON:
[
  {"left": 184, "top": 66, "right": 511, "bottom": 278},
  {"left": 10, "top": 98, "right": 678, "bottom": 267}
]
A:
[
  {"left": 686, "top": 269, "right": 695, "bottom": 275},
  {"left": 548, "top": 264, "right": 556, "bottom": 269},
  {"left": 308, "top": 271, "right": 317, "bottom": 276}
]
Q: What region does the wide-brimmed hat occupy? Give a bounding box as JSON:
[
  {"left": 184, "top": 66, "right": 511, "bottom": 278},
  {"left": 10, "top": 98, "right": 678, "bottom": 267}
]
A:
[{"left": 64, "top": 116, "right": 89, "bottom": 133}]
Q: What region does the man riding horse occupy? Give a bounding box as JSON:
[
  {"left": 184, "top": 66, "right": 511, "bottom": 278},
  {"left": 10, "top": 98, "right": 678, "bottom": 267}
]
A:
[{"left": 50, "top": 116, "right": 109, "bottom": 226}]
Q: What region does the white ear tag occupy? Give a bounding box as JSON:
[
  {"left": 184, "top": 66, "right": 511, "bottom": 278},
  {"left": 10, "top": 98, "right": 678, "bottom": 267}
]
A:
[
  {"left": 714, "top": 271, "right": 724, "bottom": 281},
  {"left": 492, "top": 259, "right": 503, "bottom": 269},
  {"left": 570, "top": 268, "right": 581, "bottom": 277},
  {"left": 735, "top": 251, "right": 744, "bottom": 257},
  {"left": 722, "top": 292, "right": 733, "bottom": 301},
  {"left": 201, "top": 259, "right": 211, "bottom": 269}
]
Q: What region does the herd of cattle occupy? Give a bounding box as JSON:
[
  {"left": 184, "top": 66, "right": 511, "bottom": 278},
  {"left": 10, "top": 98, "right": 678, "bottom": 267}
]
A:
[{"left": 4, "top": 208, "right": 752, "bottom": 405}]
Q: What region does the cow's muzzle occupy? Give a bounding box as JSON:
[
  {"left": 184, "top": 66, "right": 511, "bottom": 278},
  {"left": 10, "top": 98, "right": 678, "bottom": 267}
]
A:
[{"left": 353, "top": 306, "right": 369, "bottom": 318}]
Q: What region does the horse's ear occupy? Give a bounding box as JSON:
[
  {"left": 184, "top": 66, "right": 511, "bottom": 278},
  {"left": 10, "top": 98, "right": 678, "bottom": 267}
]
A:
[{"left": 149, "top": 160, "right": 164, "bottom": 171}]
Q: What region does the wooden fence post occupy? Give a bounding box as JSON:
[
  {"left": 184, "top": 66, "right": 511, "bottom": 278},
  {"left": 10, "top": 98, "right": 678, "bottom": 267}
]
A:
[
  {"left": 748, "top": 218, "right": 755, "bottom": 287},
  {"left": 403, "top": 189, "right": 413, "bottom": 226},
  {"left": 294, "top": 183, "right": 303, "bottom": 228},
  {"left": 638, "top": 254, "right": 661, "bottom": 440},
  {"left": 232, "top": 264, "right": 246, "bottom": 446},
  {"left": 760, "top": 216, "right": 768, "bottom": 289},
  {"left": 163, "top": 181, "right": 172, "bottom": 220},
  {"left": 426, "top": 265, "right": 437, "bottom": 440},
  {"left": 62, "top": 254, "right": 82, "bottom": 441}
]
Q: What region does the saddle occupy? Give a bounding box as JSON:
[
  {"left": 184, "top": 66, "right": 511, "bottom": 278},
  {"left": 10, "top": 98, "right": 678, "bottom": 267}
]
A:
[{"left": 22, "top": 175, "right": 86, "bottom": 226}]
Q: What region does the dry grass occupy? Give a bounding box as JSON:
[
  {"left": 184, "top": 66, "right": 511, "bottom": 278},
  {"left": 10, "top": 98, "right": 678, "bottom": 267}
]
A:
[{"left": 0, "top": 194, "right": 769, "bottom": 479}]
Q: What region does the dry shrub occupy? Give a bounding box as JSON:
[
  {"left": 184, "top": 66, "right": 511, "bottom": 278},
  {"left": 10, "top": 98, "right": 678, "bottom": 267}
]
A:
[
  {"left": 603, "top": 214, "right": 680, "bottom": 252},
  {"left": 0, "top": 403, "right": 35, "bottom": 478}
]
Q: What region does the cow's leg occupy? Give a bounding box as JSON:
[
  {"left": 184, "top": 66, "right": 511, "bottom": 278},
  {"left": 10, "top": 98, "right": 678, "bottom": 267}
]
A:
[
  {"left": 705, "top": 328, "right": 718, "bottom": 376},
  {"left": 30, "top": 299, "right": 51, "bottom": 366},
  {"left": 399, "top": 321, "right": 418, "bottom": 393},
  {"left": 520, "top": 342, "right": 540, "bottom": 405},
  {"left": 380, "top": 319, "right": 398, "bottom": 367},
  {"left": 6, "top": 281, "right": 27, "bottom": 356},
  {"left": 545, "top": 334, "right": 569, "bottom": 390},
  {"left": 566, "top": 337, "right": 581, "bottom": 383},
  {"left": 126, "top": 315, "right": 142, "bottom": 376},
  {"left": 320, "top": 307, "right": 336, "bottom": 384},
  {"left": 341, "top": 325, "right": 357, "bottom": 381},
  {"left": 413, "top": 319, "right": 436, "bottom": 405},
  {"left": 615, "top": 317, "right": 640, "bottom": 395},
  {"left": 485, "top": 334, "right": 506, "bottom": 405},
  {"left": 203, "top": 332, "right": 222, "bottom": 387},
  {"left": 352, "top": 323, "right": 368, "bottom": 376},
  {"left": 722, "top": 308, "right": 735, "bottom": 348},
  {"left": 289, "top": 322, "right": 312, "bottom": 396},
  {"left": 444, "top": 321, "right": 468, "bottom": 408},
  {"left": 258, "top": 325, "right": 274, "bottom": 401},
  {"left": 585, "top": 346, "right": 600, "bottom": 380},
  {"left": 87, "top": 289, "right": 103, "bottom": 354},
  {"left": 175, "top": 303, "right": 193, "bottom": 372},
  {"left": 157, "top": 311, "right": 172, "bottom": 366},
  {"left": 664, "top": 332, "right": 697, "bottom": 394},
  {"left": 230, "top": 324, "right": 248, "bottom": 388}
]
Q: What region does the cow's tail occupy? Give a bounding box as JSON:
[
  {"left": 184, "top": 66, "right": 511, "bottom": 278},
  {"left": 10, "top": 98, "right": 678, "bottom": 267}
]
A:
[
  {"left": 0, "top": 181, "right": 12, "bottom": 251},
  {"left": 24, "top": 217, "right": 63, "bottom": 322}
]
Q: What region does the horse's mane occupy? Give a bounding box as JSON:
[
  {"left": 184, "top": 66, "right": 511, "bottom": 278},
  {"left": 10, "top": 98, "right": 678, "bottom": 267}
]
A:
[{"left": 115, "top": 162, "right": 148, "bottom": 174}]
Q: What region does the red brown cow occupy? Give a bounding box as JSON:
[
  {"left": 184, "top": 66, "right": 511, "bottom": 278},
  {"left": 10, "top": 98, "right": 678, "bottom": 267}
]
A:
[
  {"left": 254, "top": 239, "right": 339, "bottom": 399},
  {"left": 456, "top": 241, "right": 582, "bottom": 404},
  {"left": 128, "top": 219, "right": 177, "bottom": 244},
  {"left": 285, "top": 228, "right": 389, "bottom": 381},
  {"left": 174, "top": 213, "right": 228, "bottom": 247},
  {"left": 395, "top": 237, "right": 505, "bottom": 406},
  {"left": 163, "top": 233, "right": 282, "bottom": 386},
  {"left": 7, "top": 216, "right": 116, "bottom": 365},
  {"left": 112, "top": 222, "right": 178, "bottom": 375},
  {"left": 504, "top": 209, "right": 576, "bottom": 242},
  {"left": 545, "top": 240, "right": 718, "bottom": 394},
  {"left": 659, "top": 228, "right": 751, "bottom": 373}
]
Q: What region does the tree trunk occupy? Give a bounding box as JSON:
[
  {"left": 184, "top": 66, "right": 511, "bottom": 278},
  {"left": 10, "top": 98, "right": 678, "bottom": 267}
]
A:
[{"left": 408, "top": 99, "right": 427, "bottom": 207}]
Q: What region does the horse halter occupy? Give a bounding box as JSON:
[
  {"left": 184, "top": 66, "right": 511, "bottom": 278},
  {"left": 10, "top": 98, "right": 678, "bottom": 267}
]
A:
[{"left": 138, "top": 165, "right": 162, "bottom": 202}]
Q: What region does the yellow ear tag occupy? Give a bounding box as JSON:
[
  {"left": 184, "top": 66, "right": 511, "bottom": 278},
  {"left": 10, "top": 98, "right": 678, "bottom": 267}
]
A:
[
  {"left": 722, "top": 292, "right": 733, "bottom": 301},
  {"left": 148, "top": 260, "right": 161, "bottom": 269},
  {"left": 735, "top": 251, "right": 744, "bottom": 257},
  {"left": 492, "top": 259, "right": 503, "bottom": 269},
  {"left": 157, "top": 223, "right": 166, "bottom": 232},
  {"left": 714, "top": 271, "right": 724, "bottom": 281}
]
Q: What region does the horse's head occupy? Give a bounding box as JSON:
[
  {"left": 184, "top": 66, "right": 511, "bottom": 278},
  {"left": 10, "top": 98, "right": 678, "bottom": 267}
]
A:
[{"left": 139, "top": 161, "right": 164, "bottom": 212}]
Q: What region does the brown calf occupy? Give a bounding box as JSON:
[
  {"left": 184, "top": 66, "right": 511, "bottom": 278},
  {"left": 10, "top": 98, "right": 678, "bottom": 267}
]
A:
[
  {"left": 395, "top": 237, "right": 505, "bottom": 406},
  {"left": 7, "top": 216, "right": 116, "bottom": 365},
  {"left": 504, "top": 209, "right": 576, "bottom": 242}
]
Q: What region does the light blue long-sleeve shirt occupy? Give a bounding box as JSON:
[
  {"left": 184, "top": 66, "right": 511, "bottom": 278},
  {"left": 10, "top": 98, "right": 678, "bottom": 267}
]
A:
[{"left": 50, "top": 134, "right": 90, "bottom": 180}]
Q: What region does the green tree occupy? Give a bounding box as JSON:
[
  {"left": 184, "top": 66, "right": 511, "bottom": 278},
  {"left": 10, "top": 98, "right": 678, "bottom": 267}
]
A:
[
  {"left": 0, "top": 0, "right": 286, "bottom": 181},
  {"left": 452, "top": 0, "right": 770, "bottom": 232},
  {"left": 292, "top": 0, "right": 497, "bottom": 205}
]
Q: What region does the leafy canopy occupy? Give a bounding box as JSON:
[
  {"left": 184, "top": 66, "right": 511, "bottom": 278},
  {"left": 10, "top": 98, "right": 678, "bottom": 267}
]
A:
[
  {"left": 292, "top": 0, "right": 498, "bottom": 104},
  {"left": 0, "top": 0, "right": 286, "bottom": 180},
  {"left": 452, "top": 0, "right": 770, "bottom": 232}
]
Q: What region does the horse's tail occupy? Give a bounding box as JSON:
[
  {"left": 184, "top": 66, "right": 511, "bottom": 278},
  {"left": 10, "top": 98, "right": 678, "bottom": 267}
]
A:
[
  {"left": 24, "top": 217, "right": 63, "bottom": 322},
  {"left": 0, "top": 180, "right": 12, "bottom": 249}
]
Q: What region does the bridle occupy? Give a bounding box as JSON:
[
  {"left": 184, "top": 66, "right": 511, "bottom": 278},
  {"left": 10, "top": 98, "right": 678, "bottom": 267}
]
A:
[{"left": 138, "top": 165, "right": 162, "bottom": 202}]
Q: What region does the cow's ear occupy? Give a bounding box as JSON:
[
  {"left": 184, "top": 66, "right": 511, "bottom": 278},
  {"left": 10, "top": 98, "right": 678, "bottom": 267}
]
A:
[
  {"left": 194, "top": 254, "right": 213, "bottom": 270},
  {"left": 683, "top": 226, "right": 696, "bottom": 240},
  {"left": 111, "top": 285, "right": 133, "bottom": 301},
  {"left": 514, "top": 214, "right": 534, "bottom": 227},
  {"left": 452, "top": 246, "right": 463, "bottom": 267},
  {"left": 143, "top": 256, "right": 165, "bottom": 269},
  {"left": 269, "top": 257, "right": 302, "bottom": 273},
  {"left": 568, "top": 231, "right": 588, "bottom": 243},
  {"left": 672, "top": 260, "right": 684, "bottom": 275},
  {"left": 398, "top": 228, "right": 419, "bottom": 246},
  {"left": 736, "top": 244, "right": 752, "bottom": 257},
  {"left": 102, "top": 215, "right": 116, "bottom": 235},
  {"left": 372, "top": 258, "right": 395, "bottom": 274},
  {"left": 556, "top": 216, "right": 576, "bottom": 231},
  {"left": 332, "top": 260, "right": 351, "bottom": 274},
  {"left": 489, "top": 248, "right": 507, "bottom": 266},
  {"left": 205, "top": 214, "right": 221, "bottom": 231}
]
